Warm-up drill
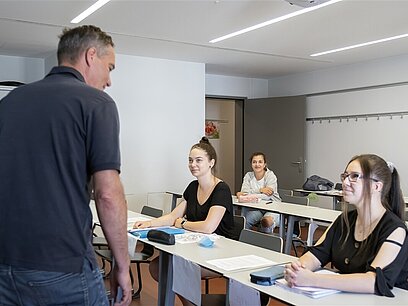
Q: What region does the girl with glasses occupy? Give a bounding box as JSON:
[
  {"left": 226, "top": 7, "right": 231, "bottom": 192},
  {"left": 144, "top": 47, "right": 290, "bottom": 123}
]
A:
[{"left": 284, "top": 154, "right": 408, "bottom": 296}]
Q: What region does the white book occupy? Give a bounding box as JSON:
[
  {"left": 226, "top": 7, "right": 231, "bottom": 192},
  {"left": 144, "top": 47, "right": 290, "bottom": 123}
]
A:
[{"left": 275, "top": 270, "right": 340, "bottom": 299}]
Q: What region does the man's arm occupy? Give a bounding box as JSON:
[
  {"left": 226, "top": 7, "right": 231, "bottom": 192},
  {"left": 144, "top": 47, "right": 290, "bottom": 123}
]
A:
[{"left": 93, "top": 169, "right": 131, "bottom": 305}]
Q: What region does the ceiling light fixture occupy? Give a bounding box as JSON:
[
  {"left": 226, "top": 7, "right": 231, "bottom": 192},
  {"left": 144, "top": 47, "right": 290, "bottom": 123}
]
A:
[
  {"left": 310, "top": 33, "right": 408, "bottom": 57},
  {"left": 209, "top": 0, "right": 342, "bottom": 43},
  {"left": 71, "top": 0, "right": 111, "bottom": 24}
]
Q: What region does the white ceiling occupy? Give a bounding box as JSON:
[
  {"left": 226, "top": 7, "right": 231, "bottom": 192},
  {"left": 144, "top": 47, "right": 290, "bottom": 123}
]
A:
[{"left": 1, "top": 0, "right": 408, "bottom": 79}]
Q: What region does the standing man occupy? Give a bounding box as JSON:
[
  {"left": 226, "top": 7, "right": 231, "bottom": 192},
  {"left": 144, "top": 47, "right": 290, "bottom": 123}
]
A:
[{"left": 0, "top": 25, "right": 131, "bottom": 305}]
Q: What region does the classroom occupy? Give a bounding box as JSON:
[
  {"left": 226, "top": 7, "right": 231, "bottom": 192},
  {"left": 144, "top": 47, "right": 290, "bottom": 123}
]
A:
[{"left": 1, "top": 1, "right": 407, "bottom": 305}]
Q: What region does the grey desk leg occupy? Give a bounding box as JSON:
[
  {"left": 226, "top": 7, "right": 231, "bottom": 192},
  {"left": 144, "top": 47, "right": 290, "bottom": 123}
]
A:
[
  {"left": 279, "top": 214, "right": 285, "bottom": 238},
  {"left": 284, "top": 216, "right": 295, "bottom": 255},
  {"left": 158, "top": 250, "right": 175, "bottom": 306}
]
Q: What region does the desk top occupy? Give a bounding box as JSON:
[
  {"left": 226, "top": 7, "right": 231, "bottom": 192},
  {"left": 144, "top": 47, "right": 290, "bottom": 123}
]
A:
[
  {"left": 233, "top": 199, "right": 341, "bottom": 223},
  {"left": 143, "top": 236, "right": 295, "bottom": 275},
  {"left": 226, "top": 268, "right": 408, "bottom": 305},
  {"left": 293, "top": 188, "right": 343, "bottom": 197}
]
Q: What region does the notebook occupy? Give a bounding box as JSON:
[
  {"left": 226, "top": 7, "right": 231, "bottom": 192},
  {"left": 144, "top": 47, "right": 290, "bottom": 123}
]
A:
[
  {"left": 275, "top": 270, "right": 340, "bottom": 299},
  {"left": 129, "top": 226, "right": 185, "bottom": 238}
]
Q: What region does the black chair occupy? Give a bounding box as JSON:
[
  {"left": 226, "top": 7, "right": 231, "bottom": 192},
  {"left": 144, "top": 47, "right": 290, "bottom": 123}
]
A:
[
  {"left": 203, "top": 215, "right": 245, "bottom": 294},
  {"left": 94, "top": 205, "right": 163, "bottom": 299},
  {"left": 239, "top": 228, "right": 283, "bottom": 253},
  {"left": 278, "top": 188, "right": 293, "bottom": 197}
]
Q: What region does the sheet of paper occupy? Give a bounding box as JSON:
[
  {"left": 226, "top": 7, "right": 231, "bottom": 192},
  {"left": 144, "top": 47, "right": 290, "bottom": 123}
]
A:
[
  {"left": 275, "top": 269, "right": 340, "bottom": 298},
  {"left": 207, "top": 255, "right": 276, "bottom": 271},
  {"left": 127, "top": 216, "right": 151, "bottom": 229}
]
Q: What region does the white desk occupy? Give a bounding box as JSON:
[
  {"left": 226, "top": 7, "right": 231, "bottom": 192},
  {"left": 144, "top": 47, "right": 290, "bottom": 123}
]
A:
[
  {"left": 225, "top": 268, "right": 408, "bottom": 306},
  {"left": 90, "top": 200, "right": 144, "bottom": 230},
  {"left": 233, "top": 200, "right": 341, "bottom": 254},
  {"left": 142, "top": 236, "right": 296, "bottom": 306},
  {"left": 293, "top": 188, "right": 343, "bottom": 210}
]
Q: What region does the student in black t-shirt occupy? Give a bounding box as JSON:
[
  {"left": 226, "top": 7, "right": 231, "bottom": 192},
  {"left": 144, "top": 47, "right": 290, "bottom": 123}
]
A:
[
  {"left": 284, "top": 154, "right": 408, "bottom": 296},
  {"left": 134, "top": 137, "right": 235, "bottom": 305}
]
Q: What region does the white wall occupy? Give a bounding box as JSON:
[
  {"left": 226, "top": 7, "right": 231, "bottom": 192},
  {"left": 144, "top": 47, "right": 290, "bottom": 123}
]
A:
[
  {"left": 268, "top": 54, "right": 408, "bottom": 194},
  {"left": 268, "top": 53, "right": 408, "bottom": 97},
  {"left": 206, "top": 74, "right": 268, "bottom": 98},
  {"left": 107, "top": 54, "right": 205, "bottom": 212},
  {"left": 1, "top": 53, "right": 205, "bottom": 213},
  {"left": 0, "top": 55, "right": 44, "bottom": 83}
]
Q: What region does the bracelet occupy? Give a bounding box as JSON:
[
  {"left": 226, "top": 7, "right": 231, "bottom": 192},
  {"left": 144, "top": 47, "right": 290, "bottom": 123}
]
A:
[{"left": 180, "top": 218, "right": 187, "bottom": 229}]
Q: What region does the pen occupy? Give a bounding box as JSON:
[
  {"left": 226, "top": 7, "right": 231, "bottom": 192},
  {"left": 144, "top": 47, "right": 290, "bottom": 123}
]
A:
[{"left": 265, "top": 201, "right": 273, "bottom": 204}]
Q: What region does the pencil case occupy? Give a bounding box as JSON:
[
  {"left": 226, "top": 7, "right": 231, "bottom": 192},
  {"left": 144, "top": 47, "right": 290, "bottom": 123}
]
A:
[
  {"left": 147, "top": 229, "right": 176, "bottom": 245},
  {"left": 250, "top": 265, "right": 285, "bottom": 286}
]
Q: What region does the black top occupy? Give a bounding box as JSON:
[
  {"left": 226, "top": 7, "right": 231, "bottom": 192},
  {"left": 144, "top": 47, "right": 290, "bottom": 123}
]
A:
[
  {"left": 309, "top": 209, "right": 408, "bottom": 296},
  {"left": 0, "top": 66, "right": 121, "bottom": 273},
  {"left": 183, "top": 180, "right": 236, "bottom": 239}
]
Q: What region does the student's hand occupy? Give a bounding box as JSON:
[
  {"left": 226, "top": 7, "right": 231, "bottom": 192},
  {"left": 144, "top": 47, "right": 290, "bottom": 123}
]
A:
[
  {"left": 284, "top": 261, "right": 313, "bottom": 287},
  {"left": 260, "top": 187, "right": 273, "bottom": 196},
  {"left": 133, "top": 220, "right": 151, "bottom": 229},
  {"left": 174, "top": 217, "right": 183, "bottom": 228},
  {"left": 236, "top": 191, "right": 246, "bottom": 197}
]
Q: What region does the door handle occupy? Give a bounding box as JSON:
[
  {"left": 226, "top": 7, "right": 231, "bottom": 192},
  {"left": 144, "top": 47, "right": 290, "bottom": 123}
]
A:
[{"left": 291, "top": 159, "right": 303, "bottom": 173}]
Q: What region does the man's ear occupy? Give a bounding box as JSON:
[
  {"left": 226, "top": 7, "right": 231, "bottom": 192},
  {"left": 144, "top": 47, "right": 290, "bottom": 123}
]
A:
[{"left": 85, "top": 47, "right": 97, "bottom": 67}]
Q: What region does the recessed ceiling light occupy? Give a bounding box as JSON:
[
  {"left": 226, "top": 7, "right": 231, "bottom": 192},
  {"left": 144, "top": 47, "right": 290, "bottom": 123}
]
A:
[
  {"left": 71, "top": 0, "right": 111, "bottom": 24},
  {"left": 209, "top": 0, "right": 342, "bottom": 43},
  {"left": 311, "top": 33, "right": 408, "bottom": 57}
]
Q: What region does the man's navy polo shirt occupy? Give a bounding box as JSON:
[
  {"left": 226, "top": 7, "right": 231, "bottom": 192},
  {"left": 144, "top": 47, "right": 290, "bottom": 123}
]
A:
[{"left": 0, "top": 66, "right": 121, "bottom": 273}]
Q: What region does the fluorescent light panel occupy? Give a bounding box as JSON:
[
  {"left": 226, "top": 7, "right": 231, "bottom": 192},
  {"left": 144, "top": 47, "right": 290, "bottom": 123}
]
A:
[
  {"left": 71, "top": 0, "right": 111, "bottom": 24},
  {"left": 311, "top": 33, "right": 408, "bottom": 57},
  {"left": 209, "top": 0, "right": 343, "bottom": 43}
]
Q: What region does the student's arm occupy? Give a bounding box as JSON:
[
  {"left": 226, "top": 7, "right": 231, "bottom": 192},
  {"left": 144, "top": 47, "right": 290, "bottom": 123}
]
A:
[
  {"left": 286, "top": 227, "right": 406, "bottom": 293},
  {"left": 174, "top": 205, "right": 226, "bottom": 234},
  {"left": 262, "top": 170, "right": 278, "bottom": 196},
  {"left": 134, "top": 200, "right": 187, "bottom": 228},
  {"left": 93, "top": 170, "right": 132, "bottom": 305}
]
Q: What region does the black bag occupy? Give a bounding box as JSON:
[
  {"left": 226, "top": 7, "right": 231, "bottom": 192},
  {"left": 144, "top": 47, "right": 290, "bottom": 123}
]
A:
[{"left": 302, "top": 175, "right": 334, "bottom": 191}]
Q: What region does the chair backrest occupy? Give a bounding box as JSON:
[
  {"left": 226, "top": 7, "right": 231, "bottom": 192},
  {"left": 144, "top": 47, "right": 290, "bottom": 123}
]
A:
[
  {"left": 278, "top": 188, "right": 293, "bottom": 196},
  {"left": 281, "top": 194, "right": 309, "bottom": 206},
  {"left": 239, "top": 229, "right": 283, "bottom": 253},
  {"left": 231, "top": 215, "right": 245, "bottom": 240},
  {"left": 141, "top": 205, "right": 163, "bottom": 218}
]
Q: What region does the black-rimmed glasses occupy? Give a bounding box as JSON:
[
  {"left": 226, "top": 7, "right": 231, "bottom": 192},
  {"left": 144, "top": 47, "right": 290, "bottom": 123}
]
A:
[{"left": 340, "top": 172, "right": 379, "bottom": 183}]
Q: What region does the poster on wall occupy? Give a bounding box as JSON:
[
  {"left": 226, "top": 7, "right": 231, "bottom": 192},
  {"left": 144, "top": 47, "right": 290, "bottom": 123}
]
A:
[{"left": 205, "top": 120, "right": 220, "bottom": 139}]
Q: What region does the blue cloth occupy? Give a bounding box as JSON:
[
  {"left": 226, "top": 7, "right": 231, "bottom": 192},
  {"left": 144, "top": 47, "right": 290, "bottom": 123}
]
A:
[
  {"left": 0, "top": 258, "right": 109, "bottom": 305},
  {"left": 129, "top": 227, "right": 185, "bottom": 238}
]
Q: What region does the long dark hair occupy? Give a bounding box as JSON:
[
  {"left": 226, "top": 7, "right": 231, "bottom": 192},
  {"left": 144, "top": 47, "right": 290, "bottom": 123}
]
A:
[{"left": 341, "top": 154, "right": 404, "bottom": 248}]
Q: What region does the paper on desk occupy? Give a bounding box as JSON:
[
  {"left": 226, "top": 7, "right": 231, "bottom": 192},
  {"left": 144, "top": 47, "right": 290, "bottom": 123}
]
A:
[
  {"left": 127, "top": 216, "right": 151, "bottom": 230},
  {"left": 207, "top": 255, "right": 276, "bottom": 271},
  {"left": 275, "top": 270, "right": 340, "bottom": 298}
]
